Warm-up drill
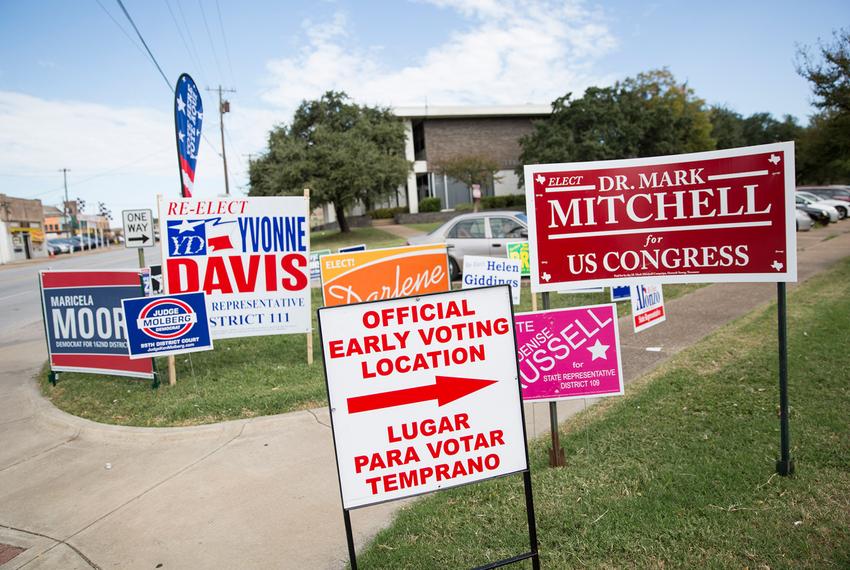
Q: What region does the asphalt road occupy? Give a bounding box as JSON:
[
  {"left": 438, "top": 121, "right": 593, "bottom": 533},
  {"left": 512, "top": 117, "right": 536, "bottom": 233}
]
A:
[{"left": 0, "top": 246, "right": 161, "bottom": 344}]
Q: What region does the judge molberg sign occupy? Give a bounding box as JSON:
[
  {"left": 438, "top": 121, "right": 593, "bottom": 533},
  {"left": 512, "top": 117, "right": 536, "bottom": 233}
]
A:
[{"left": 524, "top": 142, "right": 797, "bottom": 292}]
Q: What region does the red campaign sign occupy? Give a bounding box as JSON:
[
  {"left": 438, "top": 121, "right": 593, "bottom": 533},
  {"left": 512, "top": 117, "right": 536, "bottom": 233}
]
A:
[{"left": 524, "top": 143, "right": 797, "bottom": 292}]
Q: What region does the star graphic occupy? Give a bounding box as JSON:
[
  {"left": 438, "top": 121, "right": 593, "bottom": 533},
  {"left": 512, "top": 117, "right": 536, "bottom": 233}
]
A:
[
  {"left": 768, "top": 154, "right": 781, "bottom": 165},
  {"left": 771, "top": 260, "right": 784, "bottom": 271},
  {"left": 535, "top": 174, "right": 546, "bottom": 185},
  {"left": 173, "top": 219, "right": 205, "bottom": 233},
  {"left": 587, "top": 339, "right": 610, "bottom": 361},
  {"left": 176, "top": 95, "right": 186, "bottom": 114},
  {"left": 178, "top": 131, "right": 185, "bottom": 142}
]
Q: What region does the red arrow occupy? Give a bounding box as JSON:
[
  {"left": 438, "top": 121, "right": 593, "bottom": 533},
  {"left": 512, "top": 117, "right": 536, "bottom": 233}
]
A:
[{"left": 347, "top": 376, "right": 498, "bottom": 414}]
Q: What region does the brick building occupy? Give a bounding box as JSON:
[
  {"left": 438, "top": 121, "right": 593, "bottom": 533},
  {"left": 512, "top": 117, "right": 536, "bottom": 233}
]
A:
[
  {"left": 0, "top": 194, "right": 47, "bottom": 263},
  {"left": 396, "top": 105, "right": 550, "bottom": 212}
]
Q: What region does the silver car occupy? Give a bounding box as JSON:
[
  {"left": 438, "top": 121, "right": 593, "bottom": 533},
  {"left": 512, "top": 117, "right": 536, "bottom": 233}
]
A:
[
  {"left": 407, "top": 211, "right": 528, "bottom": 279},
  {"left": 795, "top": 195, "right": 839, "bottom": 223},
  {"left": 795, "top": 208, "right": 813, "bottom": 231},
  {"left": 796, "top": 191, "right": 848, "bottom": 219}
]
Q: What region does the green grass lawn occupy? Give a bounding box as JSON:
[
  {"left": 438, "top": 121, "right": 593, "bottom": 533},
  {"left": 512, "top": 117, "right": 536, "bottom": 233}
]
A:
[
  {"left": 355, "top": 258, "right": 850, "bottom": 569},
  {"left": 38, "top": 281, "right": 703, "bottom": 426},
  {"left": 311, "top": 226, "right": 406, "bottom": 251},
  {"left": 403, "top": 222, "right": 442, "bottom": 234}
]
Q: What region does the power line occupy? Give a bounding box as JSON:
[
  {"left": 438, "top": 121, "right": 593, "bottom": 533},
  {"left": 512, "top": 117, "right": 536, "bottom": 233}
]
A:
[
  {"left": 93, "top": 0, "right": 146, "bottom": 57},
  {"left": 214, "top": 0, "right": 236, "bottom": 84},
  {"left": 163, "top": 0, "right": 206, "bottom": 81},
  {"left": 197, "top": 0, "right": 225, "bottom": 84},
  {"left": 114, "top": 0, "right": 173, "bottom": 93}
]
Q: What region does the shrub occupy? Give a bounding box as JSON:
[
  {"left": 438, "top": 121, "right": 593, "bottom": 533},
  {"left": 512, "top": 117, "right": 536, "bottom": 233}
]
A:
[
  {"left": 368, "top": 206, "right": 408, "bottom": 219},
  {"left": 480, "top": 194, "right": 526, "bottom": 210},
  {"left": 419, "top": 197, "right": 442, "bottom": 212},
  {"left": 454, "top": 202, "right": 474, "bottom": 212}
]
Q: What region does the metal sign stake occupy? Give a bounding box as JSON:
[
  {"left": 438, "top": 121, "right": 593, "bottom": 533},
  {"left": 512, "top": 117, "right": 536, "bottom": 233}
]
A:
[
  {"left": 542, "top": 292, "right": 566, "bottom": 467},
  {"left": 776, "top": 282, "right": 794, "bottom": 476}
]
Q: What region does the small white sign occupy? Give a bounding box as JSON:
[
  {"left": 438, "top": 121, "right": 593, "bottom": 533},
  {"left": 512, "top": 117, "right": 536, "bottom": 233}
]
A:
[
  {"left": 122, "top": 209, "right": 155, "bottom": 249},
  {"left": 630, "top": 283, "right": 666, "bottom": 333},
  {"left": 318, "top": 286, "right": 528, "bottom": 509},
  {"left": 461, "top": 255, "right": 521, "bottom": 305}
]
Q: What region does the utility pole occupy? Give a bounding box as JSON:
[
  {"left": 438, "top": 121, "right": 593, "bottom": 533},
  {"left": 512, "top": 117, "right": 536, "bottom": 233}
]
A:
[
  {"left": 60, "top": 168, "right": 72, "bottom": 239},
  {"left": 206, "top": 85, "right": 236, "bottom": 196}
]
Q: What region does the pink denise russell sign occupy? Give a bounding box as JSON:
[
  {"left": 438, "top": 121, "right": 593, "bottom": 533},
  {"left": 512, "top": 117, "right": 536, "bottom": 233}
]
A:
[
  {"left": 523, "top": 143, "right": 797, "bottom": 292},
  {"left": 514, "top": 304, "right": 623, "bottom": 402}
]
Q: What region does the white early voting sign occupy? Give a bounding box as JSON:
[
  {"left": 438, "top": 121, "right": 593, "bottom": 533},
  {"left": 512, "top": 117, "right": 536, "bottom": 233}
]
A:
[
  {"left": 122, "top": 209, "right": 155, "bottom": 248},
  {"left": 319, "top": 286, "right": 528, "bottom": 509}
]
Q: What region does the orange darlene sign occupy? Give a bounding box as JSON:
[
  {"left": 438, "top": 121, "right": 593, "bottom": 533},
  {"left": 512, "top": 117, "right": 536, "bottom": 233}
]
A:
[{"left": 320, "top": 244, "right": 450, "bottom": 307}]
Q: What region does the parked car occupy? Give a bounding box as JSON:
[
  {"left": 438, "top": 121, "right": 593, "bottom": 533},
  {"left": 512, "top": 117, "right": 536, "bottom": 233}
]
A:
[
  {"left": 795, "top": 203, "right": 831, "bottom": 226},
  {"left": 795, "top": 196, "right": 838, "bottom": 223},
  {"left": 795, "top": 209, "right": 814, "bottom": 231},
  {"left": 52, "top": 237, "right": 82, "bottom": 252},
  {"left": 796, "top": 191, "right": 848, "bottom": 219},
  {"left": 407, "top": 211, "right": 528, "bottom": 279},
  {"left": 797, "top": 185, "right": 850, "bottom": 204},
  {"left": 46, "top": 239, "right": 71, "bottom": 255}
]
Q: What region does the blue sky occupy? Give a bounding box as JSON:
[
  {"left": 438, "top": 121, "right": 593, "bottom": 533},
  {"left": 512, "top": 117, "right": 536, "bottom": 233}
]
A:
[{"left": 0, "top": 0, "right": 846, "bottom": 218}]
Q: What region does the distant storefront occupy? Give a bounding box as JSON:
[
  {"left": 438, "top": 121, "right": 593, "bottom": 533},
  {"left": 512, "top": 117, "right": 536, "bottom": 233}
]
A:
[{"left": 0, "top": 194, "right": 47, "bottom": 263}]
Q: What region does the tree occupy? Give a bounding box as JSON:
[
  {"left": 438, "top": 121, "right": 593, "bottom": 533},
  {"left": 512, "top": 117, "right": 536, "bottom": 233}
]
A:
[
  {"left": 709, "top": 105, "right": 747, "bottom": 149},
  {"left": 517, "top": 69, "right": 715, "bottom": 183},
  {"left": 796, "top": 29, "right": 850, "bottom": 183},
  {"left": 435, "top": 155, "right": 502, "bottom": 208},
  {"left": 249, "top": 91, "right": 410, "bottom": 233}
]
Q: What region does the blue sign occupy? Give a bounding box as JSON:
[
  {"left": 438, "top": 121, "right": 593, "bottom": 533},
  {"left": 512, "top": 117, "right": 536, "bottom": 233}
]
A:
[
  {"left": 338, "top": 243, "right": 366, "bottom": 253},
  {"left": 174, "top": 73, "right": 203, "bottom": 197},
  {"left": 39, "top": 270, "right": 154, "bottom": 378},
  {"left": 611, "top": 286, "right": 631, "bottom": 302},
  {"left": 122, "top": 292, "right": 213, "bottom": 359}
]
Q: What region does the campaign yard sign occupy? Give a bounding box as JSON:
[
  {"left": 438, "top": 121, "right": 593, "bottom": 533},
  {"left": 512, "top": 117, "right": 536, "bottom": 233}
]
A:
[
  {"left": 319, "top": 286, "right": 528, "bottom": 509},
  {"left": 611, "top": 286, "right": 631, "bottom": 302},
  {"left": 309, "top": 249, "right": 331, "bottom": 282},
  {"left": 631, "top": 283, "right": 666, "bottom": 333},
  {"left": 514, "top": 304, "right": 624, "bottom": 402},
  {"left": 338, "top": 243, "right": 366, "bottom": 253},
  {"left": 39, "top": 270, "right": 153, "bottom": 379},
  {"left": 524, "top": 142, "right": 797, "bottom": 293},
  {"left": 122, "top": 292, "right": 212, "bottom": 359},
  {"left": 461, "top": 255, "right": 522, "bottom": 305},
  {"left": 159, "top": 196, "right": 311, "bottom": 339},
  {"left": 506, "top": 242, "right": 530, "bottom": 277},
  {"left": 320, "top": 244, "right": 450, "bottom": 307}
]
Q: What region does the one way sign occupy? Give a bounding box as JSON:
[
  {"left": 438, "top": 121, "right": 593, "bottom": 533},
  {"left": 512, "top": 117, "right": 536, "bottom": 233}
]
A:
[{"left": 122, "top": 209, "right": 155, "bottom": 249}]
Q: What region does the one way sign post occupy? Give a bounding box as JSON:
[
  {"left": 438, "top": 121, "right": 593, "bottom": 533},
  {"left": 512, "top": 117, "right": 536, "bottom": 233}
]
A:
[
  {"left": 122, "top": 209, "right": 155, "bottom": 249},
  {"left": 122, "top": 209, "right": 155, "bottom": 270},
  {"left": 318, "top": 286, "right": 540, "bottom": 569}
]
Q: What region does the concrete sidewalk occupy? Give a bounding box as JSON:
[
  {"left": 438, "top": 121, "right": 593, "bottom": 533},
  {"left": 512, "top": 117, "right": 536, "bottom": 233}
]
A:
[{"left": 1, "top": 223, "right": 848, "bottom": 569}]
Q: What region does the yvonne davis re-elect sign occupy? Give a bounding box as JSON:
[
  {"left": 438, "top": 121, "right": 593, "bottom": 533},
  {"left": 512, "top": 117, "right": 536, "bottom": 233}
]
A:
[
  {"left": 514, "top": 304, "right": 624, "bottom": 402},
  {"left": 524, "top": 142, "right": 797, "bottom": 292},
  {"left": 159, "top": 196, "right": 311, "bottom": 339}
]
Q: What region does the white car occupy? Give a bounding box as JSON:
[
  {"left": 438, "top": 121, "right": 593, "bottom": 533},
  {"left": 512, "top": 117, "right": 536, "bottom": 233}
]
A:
[
  {"left": 795, "top": 195, "right": 839, "bottom": 223},
  {"left": 795, "top": 209, "right": 813, "bottom": 231},
  {"left": 796, "top": 191, "right": 848, "bottom": 219}
]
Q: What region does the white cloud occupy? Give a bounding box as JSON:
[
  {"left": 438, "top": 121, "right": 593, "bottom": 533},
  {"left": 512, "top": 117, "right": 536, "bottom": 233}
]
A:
[
  {"left": 260, "top": 0, "right": 618, "bottom": 115},
  {"left": 0, "top": 91, "right": 276, "bottom": 212}
]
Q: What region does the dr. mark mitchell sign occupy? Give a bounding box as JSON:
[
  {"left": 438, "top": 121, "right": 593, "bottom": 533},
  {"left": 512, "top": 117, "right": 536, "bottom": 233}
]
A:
[{"left": 524, "top": 143, "right": 797, "bottom": 292}]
